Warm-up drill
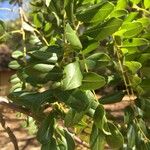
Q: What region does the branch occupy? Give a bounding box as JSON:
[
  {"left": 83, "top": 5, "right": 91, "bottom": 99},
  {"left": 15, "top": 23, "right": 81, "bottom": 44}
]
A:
[
  {"left": 73, "top": 135, "right": 90, "bottom": 149},
  {"left": 0, "top": 98, "right": 32, "bottom": 117},
  {"left": 0, "top": 112, "right": 19, "bottom": 150}
]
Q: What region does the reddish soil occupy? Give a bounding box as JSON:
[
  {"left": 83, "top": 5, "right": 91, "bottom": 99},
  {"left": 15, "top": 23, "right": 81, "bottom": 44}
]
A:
[{"left": 0, "top": 98, "right": 40, "bottom": 150}]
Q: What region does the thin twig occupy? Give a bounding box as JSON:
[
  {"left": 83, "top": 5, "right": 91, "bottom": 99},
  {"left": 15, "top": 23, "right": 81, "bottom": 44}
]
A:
[
  {"left": 73, "top": 134, "right": 90, "bottom": 149},
  {"left": 0, "top": 112, "right": 19, "bottom": 150}
]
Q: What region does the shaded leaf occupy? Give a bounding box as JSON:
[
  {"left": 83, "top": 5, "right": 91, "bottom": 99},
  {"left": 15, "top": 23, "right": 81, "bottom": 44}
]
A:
[
  {"left": 0, "top": 19, "right": 5, "bottom": 29},
  {"left": 90, "top": 124, "right": 105, "bottom": 150},
  {"left": 80, "top": 72, "right": 106, "bottom": 90},
  {"left": 28, "top": 50, "right": 58, "bottom": 64},
  {"left": 64, "top": 129, "right": 75, "bottom": 150},
  {"left": 55, "top": 89, "right": 91, "bottom": 111},
  {"left": 127, "top": 125, "right": 136, "bottom": 148},
  {"left": 64, "top": 109, "right": 85, "bottom": 127},
  {"left": 99, "top": 91, "right": 125, "bottom": 104},
  {"left": 87, "top": 52, "right": 111, "bottom": 68},
  {"left": 94, "top": 105, "right": 110, "bottom": 135},
  {"left": 37, "top": 114, "right": 55, "bottom": 144},
  {"left": 41, "top": 138, "right": 57, "bottom": 150},
  {"left": 106, "top": 122, "right": 124, "bottom": 149},
  {"left": 8, "top": 90, "right": 54, "bottom": 111}
]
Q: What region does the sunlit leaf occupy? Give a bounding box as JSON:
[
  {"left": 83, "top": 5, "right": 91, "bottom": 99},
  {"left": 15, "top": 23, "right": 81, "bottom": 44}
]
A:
[
  {"left": 85, "top": 17, "right": 123, "bottom": 41},
  {"left": 76, "top": 2, "right": 114, "bottom": 23},
  {"left": 65, "top": 23, "right": 82, "bottom": 51},
  {"left": 61, "top": 61, "right": 83, "bottom": 90}
]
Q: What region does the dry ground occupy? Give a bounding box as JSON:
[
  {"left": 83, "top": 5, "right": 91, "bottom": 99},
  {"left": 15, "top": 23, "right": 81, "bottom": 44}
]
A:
[{"left": 0, "top": 97, "right": 40, "bottom": 150}]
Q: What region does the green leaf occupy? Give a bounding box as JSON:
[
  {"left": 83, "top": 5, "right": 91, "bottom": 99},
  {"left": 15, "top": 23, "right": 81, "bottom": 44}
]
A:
[
  {"left": 122, "top": 38, "right": 149, "bottom": 47},
  {"left": 82, "top": 42, "right": 99, "bottom": 55},
  {"left": 130, "top": 0, "right": 141, "bottom": 4},
  {"left": 109, "top": 9, "right": 128, "bottom": 18},
  {"left": 12, "top": 51, "right": 23, "bottom": 59},
  {"left": 106, "top": 122, "right": 124, "bottom": 149},
  {"left": 55, "top": 127, "right": 68, "bottom": 149},
  {"left": 80, "top": 72, "right": 106, "bottom": 90},
  {"left": 132, "top": 73, "right": 142, "bottom": 84},
  {"left": 0, "top": 19, "right": 5, "bottom": 29},
  {"left": 65, "top": 23, "right": 82, "bottom": 51},
  {"left": 85, "top": 17, "right": 123, "bottom": 41},
  {"left": 93, "top": 105, "right": 110, "bottom": 135},
  {"left": 76, "top": 2, "right": 114, "bottom": 23},
  {"left": 61, "top": 61, "right": 83, "bottom": 90},
  {"left": 10, "top": 74, "right": 21, "bottom": 84},
  {"left": 127, "top": 125, "right": 136, "bottom": 148},
  {"left": 125, "top": 61, "right": 142, "bottom": 74},
  {"left": 10, "top": 82, "right": 22, "bottom": 92},
  {"left": 144, "top": 0, "right": 150, "bottom": 9},
  {"left": 64, "top": 129, "right": 75, "bottom": 150},
  {"left": 64, "top": 109, "right": 85, "bottom": 127},
  {"left": 124, "top": 12, "right": 139, "bottom": 22},
  {"left": 37, "top": 114, "right": 55, "bottom": 144},
  {"left": 22, "top": 66, "right": 62, "bottom": 85},
  {"left": 124, "top": 106, "right": 135, "bottom": 124},
  {"left": 64, "top": 0, "right": 74, "bottom": 23},
  {"left": 28, "top": 50, "right": 58, "bottom": 64},
  {"left": 33, "top": 13, "right": 43, "bottom": 28},
  {"left": 55, "top": 89, "right": 91, "bottom": 111},
  {"left": 140, "top": 79, "right": 150, "bottom": 96},
  {"left": 90, "top": 124, "right": 106, "bottom": 150},
  {"left": 87, "top": 52, "right": 111, "bottom": 68},
  {"left": 41, "top": 138, "right": 57, "bottom": 150},
  {"left": 116, "top": 0, "right": 128, "bottom": 9},
  {"left": 22, "top": 22, "right": 34, "bottom": 32},
  {"left": 99, "top": 91, "right": 125, "bottom": 104},
  {"left": 8, "top": 90, "right": 54, "bottom": 111},
  {"left": 67, "top": 89, "right": 91, "bottom": 111},
  {"left": 9, "top": 60, "right": 21, "bottom": 70},
  {"left": 45, "top": 0, "right": 51, "bottom": 7},
  {"left": 137, "top": 17, "right": 150, "bottom": 28},
  {"left": 141, "top": 67, "right": 150, "bottom": 78},
  {"left": 115, "top": 22, "right": 143, "bottom": 38},
  {"left": 25, "top": 63, "right": 55, "bottom": 73}
]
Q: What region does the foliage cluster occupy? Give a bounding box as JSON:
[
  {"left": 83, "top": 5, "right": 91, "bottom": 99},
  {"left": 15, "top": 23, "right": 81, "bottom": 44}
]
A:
[{"left": 1, "top": 0, "right": 150, "bottom": 149}]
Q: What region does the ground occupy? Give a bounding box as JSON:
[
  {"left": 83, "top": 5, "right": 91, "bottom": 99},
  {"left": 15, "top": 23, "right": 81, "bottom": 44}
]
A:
[
  {"left": 0, "top": 97, "right": 40, "bottom": 150},
  {"left": 0, "top": 95, "right": 135, "bottom": 150},
  {"left": 0, "top": 97, "right": 88, "bottom": 150}
]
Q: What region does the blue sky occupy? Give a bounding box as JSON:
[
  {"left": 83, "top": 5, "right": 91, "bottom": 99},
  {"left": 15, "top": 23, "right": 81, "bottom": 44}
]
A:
[
  {"left": 0, "top": 1, "right": 29, "bottom": 21},
  {"left": 0, "top": 1, "right": 19, "bottom": 21}
]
